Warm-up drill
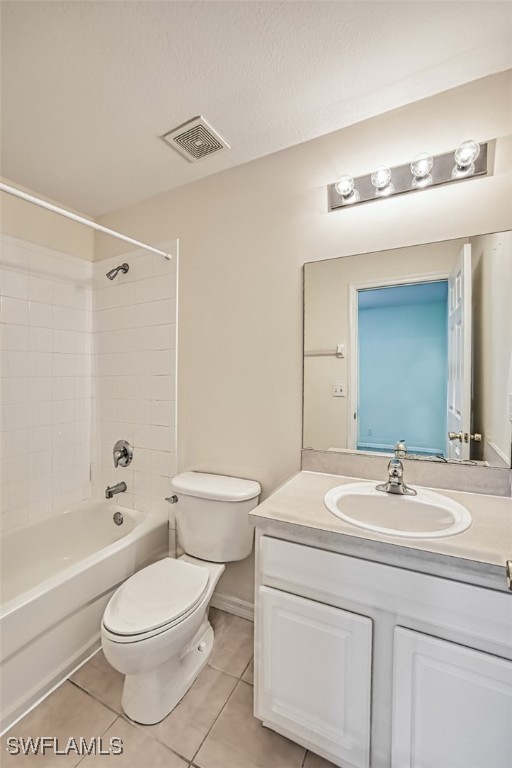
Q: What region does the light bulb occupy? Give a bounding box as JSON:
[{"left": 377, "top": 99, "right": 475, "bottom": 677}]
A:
[
  {"left": 371, "top": 166, "right": 393, "bottom": 197},
  {"left": 411, "top": 152, "right": 433, "bottom": 180},
  {"left": 334, "top": 175, "right": 360, "bottom": 204},
  {"left": 335, "top": 175, "right": 354, "bottom": 197},
  {"left": 452, "top": 140, "right": 480, "bottom": 178},
  {"left": 371, "top": 166, "right": 392, "bottom": 190}
]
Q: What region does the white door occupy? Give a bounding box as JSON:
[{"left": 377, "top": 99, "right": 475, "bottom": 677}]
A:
[
  {"left": 447, "top": 244, "right": 472, "bottom": 459},
  {"left": 256, "top": 586, "right": 372, "bottom": 768},
  {"left": 392, "top": 627, "right": 512, "bottom": 768}
]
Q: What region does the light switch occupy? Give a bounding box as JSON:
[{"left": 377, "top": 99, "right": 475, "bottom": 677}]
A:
[{"left": 332, "top": 382, "right": 346, "bottom": 397}]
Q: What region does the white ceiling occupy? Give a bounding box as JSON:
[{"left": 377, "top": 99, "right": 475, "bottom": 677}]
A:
[{"left": 1, "top": 1, "right": 511, "bottom": 217}]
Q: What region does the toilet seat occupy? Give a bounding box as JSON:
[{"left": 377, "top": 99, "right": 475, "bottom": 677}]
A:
[{"left": 102, "top": 558, "right": 210, "bottom": 643}]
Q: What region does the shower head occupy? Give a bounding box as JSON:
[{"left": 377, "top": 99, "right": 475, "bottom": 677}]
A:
[{"left": 106, "top": 263, "right": 129, "bottom": 280}]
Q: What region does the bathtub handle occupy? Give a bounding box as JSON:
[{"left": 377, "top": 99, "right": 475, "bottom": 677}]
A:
[
  {"left": 166, "top": 495, "right": 179, "bottom": 504},
  {"left": 113, "top": 439, "right": 133, "bottom": 468}
]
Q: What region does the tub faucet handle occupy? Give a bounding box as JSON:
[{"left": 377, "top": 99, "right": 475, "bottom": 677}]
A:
[{"left": 113, "top": 440, "right": 133, "bottom": 468}]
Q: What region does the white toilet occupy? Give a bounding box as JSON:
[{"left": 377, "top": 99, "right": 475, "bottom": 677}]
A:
[{"left": 101, "top": 472, "right": 260, "bottom": 725}]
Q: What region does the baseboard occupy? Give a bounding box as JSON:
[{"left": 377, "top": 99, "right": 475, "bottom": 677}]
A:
[
  {"left": 210, "top": 594, "right": 254, "bottom": 622},
  {"left": 485, "top": 441, "right": 510, "bottom": 468}
]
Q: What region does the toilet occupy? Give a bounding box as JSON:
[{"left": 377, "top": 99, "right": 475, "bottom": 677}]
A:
[{"left": 101, "top": 472, "right": 261, "bottom": 725}]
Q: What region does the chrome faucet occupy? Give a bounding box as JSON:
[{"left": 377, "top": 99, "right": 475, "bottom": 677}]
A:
[
  {"left": 376, "top": 441, "right": 417, "bottom": 496},
  {"left": 105, "top": 481, "right": 127, "bottom": 499},
  {"left": 113, "top": 440, "right": 133, "bottom": 468}
]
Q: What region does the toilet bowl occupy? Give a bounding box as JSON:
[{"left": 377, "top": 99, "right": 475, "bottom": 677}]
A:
[{"left": 101, "top": 472, "right": 260, "bottom": 725}]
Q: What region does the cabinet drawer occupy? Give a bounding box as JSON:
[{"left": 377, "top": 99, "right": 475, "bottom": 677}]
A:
[{"left": 260, "top": 536, "right": 512, "bottom": 653}]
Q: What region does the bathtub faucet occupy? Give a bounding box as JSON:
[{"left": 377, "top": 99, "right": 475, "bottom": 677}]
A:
[{"left": 105, "top": 482, "right": 127, "bottom": 499}]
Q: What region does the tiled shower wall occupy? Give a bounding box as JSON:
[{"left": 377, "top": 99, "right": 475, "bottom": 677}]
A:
[
  {"left": 91, "top": 248, "right": 177, "bottom": 528},
  {"left": 0, "top": 235, "right": 92, "bottom": 531}
]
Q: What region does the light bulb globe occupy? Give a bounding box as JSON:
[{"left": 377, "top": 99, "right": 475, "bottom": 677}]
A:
[
  {"left": 371, "top": 166, "right": 392, "bottom": 190},
  {"left": 334, "top": 175, "right": 355, "bottom": 197},
  {"left": 454, "top": 140, "right": 480, "bottom": 170},
  {"left": 411, "top": 153, "right": 433, "bottom": 179}
]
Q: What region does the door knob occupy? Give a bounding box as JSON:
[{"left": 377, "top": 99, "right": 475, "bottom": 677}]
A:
[{"left": 448, "top": 432, "right": 482, "bottom": 443}]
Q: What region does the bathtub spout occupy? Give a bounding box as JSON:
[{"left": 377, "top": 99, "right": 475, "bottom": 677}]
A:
[{"left": 105, "top": 482, "right": 127, "bottom": 499}]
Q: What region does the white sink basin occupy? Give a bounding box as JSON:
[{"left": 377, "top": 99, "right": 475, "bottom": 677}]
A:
[{"left": 324, "top": 482, "right": 472, "bottom": 539}]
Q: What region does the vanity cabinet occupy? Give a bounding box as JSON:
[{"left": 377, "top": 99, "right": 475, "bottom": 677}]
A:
[{"left": 254, "top": 534, "right": 512, "bottom": 768}]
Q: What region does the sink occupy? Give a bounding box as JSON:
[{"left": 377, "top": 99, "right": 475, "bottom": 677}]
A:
[{"left": 324, "top": 482, "right": 472, "bottom": 539}]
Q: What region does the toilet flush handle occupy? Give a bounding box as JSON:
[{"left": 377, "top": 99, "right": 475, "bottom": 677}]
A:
[{"left": 166, "top": 495, "right": 178, "bottom": 504}]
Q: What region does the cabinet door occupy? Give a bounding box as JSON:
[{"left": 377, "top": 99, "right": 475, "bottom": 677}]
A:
[
  {"left": 392, "top": 627, "right": 512, "bottom": 768},
  {"left": 257, "top": 586, "right": 372, "bottom": 768}
]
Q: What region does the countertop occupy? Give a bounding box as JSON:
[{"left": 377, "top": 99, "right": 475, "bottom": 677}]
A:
[{"left": 250, "top": 471, "right": 512, "bottom": 593}]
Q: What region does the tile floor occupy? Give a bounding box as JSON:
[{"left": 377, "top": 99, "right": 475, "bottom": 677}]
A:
[{"left": 2, "top": 609, "right": 335, "bottom": 767}]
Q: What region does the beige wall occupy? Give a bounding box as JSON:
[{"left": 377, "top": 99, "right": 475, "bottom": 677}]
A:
[
  {"left": 471, "top": 231, "right": 512, "bottom": 465},
  {"left": 303, "top": 240, "right": 463, "bottom": 451},
  {"left": 95, "top": 71, "right": 512, "bottom": 603},
  {"left": 0, "top": 179, "right": 94, "bottom": 261}
]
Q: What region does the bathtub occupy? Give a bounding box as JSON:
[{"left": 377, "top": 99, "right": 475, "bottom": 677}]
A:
[{"left": 0, "top": 499, "right": 168, "bottom": 733}]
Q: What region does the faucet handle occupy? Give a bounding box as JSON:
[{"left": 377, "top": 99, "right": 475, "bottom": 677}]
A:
[
  {"left": 394, "top": 439, "right": 407, "bottom": 458},
  {"left": 113, "top": 439, "right": 133, "bottom": 468}
]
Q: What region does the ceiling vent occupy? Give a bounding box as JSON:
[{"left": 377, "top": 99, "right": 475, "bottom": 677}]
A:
[{"left": 161, "top": 116, "right": 230, "bottom": 162}]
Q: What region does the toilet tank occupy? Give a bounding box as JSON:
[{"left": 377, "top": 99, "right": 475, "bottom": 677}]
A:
[{"left": 171, "top": 472, "right": 261, "bottom": 562}]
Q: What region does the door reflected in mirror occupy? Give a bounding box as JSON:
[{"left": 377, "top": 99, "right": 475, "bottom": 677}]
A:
[{"left": 303, "top": 231, "right": 512, "bottom": 468}]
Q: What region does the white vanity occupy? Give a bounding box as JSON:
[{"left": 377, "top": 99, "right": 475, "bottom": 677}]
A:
[{"left": 251, "top": 471, "right": 512, "bottom": 768}]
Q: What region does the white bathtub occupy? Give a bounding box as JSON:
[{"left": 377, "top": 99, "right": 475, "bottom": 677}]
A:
[{"left": 0, "top": 499, "right": 168, "bottom": 733}]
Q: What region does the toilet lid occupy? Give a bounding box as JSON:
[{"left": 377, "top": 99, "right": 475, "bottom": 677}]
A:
[{"left": 103, "top": 558, "right": 210, "bottom": 636}]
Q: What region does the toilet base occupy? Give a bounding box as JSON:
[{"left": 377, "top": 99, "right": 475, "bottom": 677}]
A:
[{"left": 121, "top": 619, "right": 214, "bottom": 725}]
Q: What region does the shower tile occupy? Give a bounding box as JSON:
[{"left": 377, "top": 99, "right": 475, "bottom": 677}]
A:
[
  {"left": 28, "top": 300, "right": 53, "bottom": 328},
  {"left": 1, "top": 323, "right": 29, "bottom": 350},
  {"left": 1, "top": 295, "right": 29, "bottom": 325},
  {"left": 28, "top": 275, "right": 53, "bottom": 304},
  {"left": 2, "top": 268, "right": 29, "bottom": 299},
  {"left": 150, "top": 449, "right": 173, "bottom": 477},
  {"left": 152, "top": 375, "right": 175, "bottom": 401}
]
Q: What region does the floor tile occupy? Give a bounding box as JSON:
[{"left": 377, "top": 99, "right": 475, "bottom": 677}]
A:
[
  {"left": 303, "top": 751, "right": 337, "bottom": 768},
  {"left": 78, "top": 716, "right": 187, "bottom": 767},
  {"left": 70, "top": 650, "right": 124, "bottom": 714},
  {"left": 139, "top": 665, "right": 237, "bottom": 761},
  {"left": 242, "top": 658, "right": 254, "bottom": 685},
  {"left": 208, "top": 608, "right": 254, "bottom": 678},
  {"left": 1, "top": 682, "right": 117, "bottom": 767},
  {"left": 194, "top": 681, "right": 305, "bottom": 768}
]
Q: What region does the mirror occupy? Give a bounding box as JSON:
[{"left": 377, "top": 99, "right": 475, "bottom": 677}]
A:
[{"left": 303, "top": 231, "right": 512, "bottom": 468}]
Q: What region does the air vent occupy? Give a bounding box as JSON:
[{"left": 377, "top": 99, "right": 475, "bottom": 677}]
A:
[{"left": 162, "top": 117, "right": 230, "bottom": 162}]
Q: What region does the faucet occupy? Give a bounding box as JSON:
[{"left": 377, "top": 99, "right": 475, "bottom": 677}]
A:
[
  {"left": 376, "top": 441, "right": 417, "bottom": 496},
  {"left": 105, "top": 481, "right": 127, "bottom": 499},
  {"left": 113, "top": 440, "right": 133, "bottom": 468}
]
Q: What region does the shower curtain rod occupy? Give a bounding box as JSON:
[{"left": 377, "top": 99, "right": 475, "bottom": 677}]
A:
[{"left": 0, "top": 182, "right": 172, "bottom": 260}]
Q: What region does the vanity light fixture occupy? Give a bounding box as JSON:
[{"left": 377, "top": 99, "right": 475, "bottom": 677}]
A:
[{"left": 328, "top": 140, "right": 489, "bottom": 211}]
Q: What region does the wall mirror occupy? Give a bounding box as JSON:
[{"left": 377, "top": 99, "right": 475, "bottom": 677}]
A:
[{"left": 303, "top": 231, "right": 512, "bottom": 468}]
